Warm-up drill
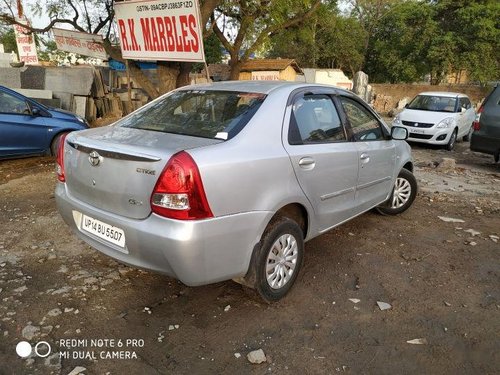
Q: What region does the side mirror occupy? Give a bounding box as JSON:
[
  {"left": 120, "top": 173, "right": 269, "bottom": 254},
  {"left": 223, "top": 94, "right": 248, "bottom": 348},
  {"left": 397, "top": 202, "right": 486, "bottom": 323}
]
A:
[
  {"left": 460, "top": 107, "right": 466, "bottom": 113},
  {"left": 404, "top": 103, "right": 409, "bottom": 109},
  {"left": 391, "top": 126, "right": 408, "bottom": 140},
  {"left": 31, "top": 107, "right": 41, "bottom": 116}
]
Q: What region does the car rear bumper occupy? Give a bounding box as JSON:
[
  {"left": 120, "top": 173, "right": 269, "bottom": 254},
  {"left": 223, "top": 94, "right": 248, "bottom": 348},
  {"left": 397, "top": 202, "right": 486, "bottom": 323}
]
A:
[
  {"left": 470, "top": 132, "right": 500, "bottom": 156},
  {"left": 55, "top": 183, "right": 272, "bottom": 286}
]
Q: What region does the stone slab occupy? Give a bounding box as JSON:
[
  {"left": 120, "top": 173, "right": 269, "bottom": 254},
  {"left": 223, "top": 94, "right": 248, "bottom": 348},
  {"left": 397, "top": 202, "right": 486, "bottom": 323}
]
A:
[
  {"left": 14, "top": 88, "right": 53, "bottom": 99},
  {"left": 20, "top": 66, "right": 46, "bottom": 90},
  {"left": 45, "top": 67, "right": 94, "bottom": 96},
  {"left": 0, "top": 67, "right": 21, "bottom": 88},
  {"left": 53, "top": 91, "right": 74, "bottom": 111}
]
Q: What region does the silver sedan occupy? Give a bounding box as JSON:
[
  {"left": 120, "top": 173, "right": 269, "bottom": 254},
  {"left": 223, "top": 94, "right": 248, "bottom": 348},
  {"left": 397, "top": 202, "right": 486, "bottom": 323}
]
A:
[{"left": 55, "top": 81, "right": 416, "bottom": 301}]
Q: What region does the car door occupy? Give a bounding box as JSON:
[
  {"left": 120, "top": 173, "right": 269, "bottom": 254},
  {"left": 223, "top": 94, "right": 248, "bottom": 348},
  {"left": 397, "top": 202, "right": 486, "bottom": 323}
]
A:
[
  {"left": 337, "top": 95, "right": 396, "bottom": 214},
  {"left": 458, "top": 97, "right": 476, "bottom": 137},
  {"left": 283, "top": 92, "right": 359, "bottom": 232},
  {"left": 0, "top": 90, "right": 48, "bottom": 157}
]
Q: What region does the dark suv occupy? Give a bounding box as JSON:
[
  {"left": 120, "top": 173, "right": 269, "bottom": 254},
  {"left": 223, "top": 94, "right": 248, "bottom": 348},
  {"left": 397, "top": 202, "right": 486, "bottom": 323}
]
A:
[{"left": 471, "top": 85, "right": 500, "bottom": 162}]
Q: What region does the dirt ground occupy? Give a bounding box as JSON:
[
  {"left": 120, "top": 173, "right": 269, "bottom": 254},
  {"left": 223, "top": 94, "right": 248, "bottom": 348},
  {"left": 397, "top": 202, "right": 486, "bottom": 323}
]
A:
[{"left": 0, "top": 140, "right": 498, "bottom": 375}]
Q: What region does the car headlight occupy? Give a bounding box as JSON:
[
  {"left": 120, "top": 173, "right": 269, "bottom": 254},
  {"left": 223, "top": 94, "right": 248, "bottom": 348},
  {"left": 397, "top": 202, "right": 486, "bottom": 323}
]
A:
[
  {"left": 436, "top": 117, "right": 456, "bottom": 129},
  {"left": 393, "top": 114, "right": 401, "bottom": 125}
]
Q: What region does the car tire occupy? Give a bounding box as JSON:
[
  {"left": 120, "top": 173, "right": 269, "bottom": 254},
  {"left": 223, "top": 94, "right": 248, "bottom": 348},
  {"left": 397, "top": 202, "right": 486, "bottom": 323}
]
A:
[
  {"left": 50, "top": 132, "right": 68, "bottom": 156},
  {"left": 244, "top": 217, "right": 304, "bottom": 302},
  {"left": 376, "top": 168, "right": 417, "bottom": 216},
  {"left": 463, "top": 125, "right": 473, "bottom": 142},
  {"left": 445, "top": 129, "right": 457, "bottom": 151}
]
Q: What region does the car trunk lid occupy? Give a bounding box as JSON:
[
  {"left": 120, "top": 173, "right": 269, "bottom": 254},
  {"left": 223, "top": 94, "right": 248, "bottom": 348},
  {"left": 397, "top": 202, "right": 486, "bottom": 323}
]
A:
[{"left": 64, "top": 126, "right": 221, "bottom": 219}]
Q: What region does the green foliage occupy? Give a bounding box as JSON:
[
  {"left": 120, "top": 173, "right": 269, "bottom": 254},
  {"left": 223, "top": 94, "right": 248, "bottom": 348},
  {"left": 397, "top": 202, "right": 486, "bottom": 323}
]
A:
[
  {"left": 268, "top": 4, "right": 366, "bottom": 75},
  {"left": 362, "top": 0, "right": 500, "bottom": 83},
  {"left": 204, "top": 33, "right": 223, "bottom": 64},
  {"left": 0, "top": 28, "right": 17, "bottom": 54}
]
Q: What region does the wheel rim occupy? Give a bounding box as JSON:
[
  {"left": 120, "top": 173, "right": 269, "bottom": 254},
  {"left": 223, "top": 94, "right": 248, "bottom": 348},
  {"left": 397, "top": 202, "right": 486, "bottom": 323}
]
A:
[
  {"left": 266, "top": 234, "right": 298, "bottom": 290},
  {"left": 449, "top": 131, "right": 456, "bottom": 148},
  {"left": 391, "top": 177, "right": 412, "bottom": 209}
]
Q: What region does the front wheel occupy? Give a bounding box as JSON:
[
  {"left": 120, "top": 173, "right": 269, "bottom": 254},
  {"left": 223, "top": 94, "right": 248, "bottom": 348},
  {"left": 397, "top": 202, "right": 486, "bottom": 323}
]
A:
[
  {"left": 376, "top": 168, "right": 417, "bottom": 215},
  {"left": 445, "top": 129, "right": 457, "bottom": 151},
  {"left": 244, "top": 217, "right": 304, "bottom": 302}
]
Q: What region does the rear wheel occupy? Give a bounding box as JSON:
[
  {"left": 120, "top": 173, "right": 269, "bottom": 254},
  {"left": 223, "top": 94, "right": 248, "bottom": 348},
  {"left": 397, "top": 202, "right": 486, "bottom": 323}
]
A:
[
  {"left": 376, "top": 168, "right": 417, "bottom": 216},
  {"left": 445, "top": 129, "right": 457, "bottom": 151},
  {"left": 50, "top": 132, "right": 68, "bottom": 156},
  {"left": 243, "top": 217, "right": 304, "bottom": 302}
]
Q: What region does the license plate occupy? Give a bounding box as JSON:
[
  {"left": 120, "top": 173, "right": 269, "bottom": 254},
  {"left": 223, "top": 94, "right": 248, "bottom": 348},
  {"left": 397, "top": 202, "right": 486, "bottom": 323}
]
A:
[
  {"left": 410, "top": 129, "right": 425, "bottom": 134},
  {"left": 81, "top": 214, "right": 126, "bottom": 248}
]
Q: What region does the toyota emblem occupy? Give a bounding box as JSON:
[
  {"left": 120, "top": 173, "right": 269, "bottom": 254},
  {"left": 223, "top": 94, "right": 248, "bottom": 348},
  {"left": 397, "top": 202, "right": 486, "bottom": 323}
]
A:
[
  {"left": 415, "top": 123, "right": 419, "bottom": 127},
  {"left": 88, "top": 151, "right": 101, "bottom": 167}
]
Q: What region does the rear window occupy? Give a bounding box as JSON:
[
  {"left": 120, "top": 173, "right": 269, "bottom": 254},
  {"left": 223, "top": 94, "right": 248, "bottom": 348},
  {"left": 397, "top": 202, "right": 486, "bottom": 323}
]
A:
[
  {"left": 118, "top": 90, "right": 266, "bottom": 140},
  {"left": 408, "top": 95, "right": 457, "bottom": 113}
]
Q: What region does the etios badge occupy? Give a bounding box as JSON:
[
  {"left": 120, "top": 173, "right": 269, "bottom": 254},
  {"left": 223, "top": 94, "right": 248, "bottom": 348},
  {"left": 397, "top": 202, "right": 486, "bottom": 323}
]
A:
[{"left": 89, "top": 151, "right": 101, "bottom": 167}]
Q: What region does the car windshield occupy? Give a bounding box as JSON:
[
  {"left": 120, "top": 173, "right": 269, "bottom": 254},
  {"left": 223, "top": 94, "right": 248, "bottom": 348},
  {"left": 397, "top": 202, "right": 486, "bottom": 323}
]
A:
[
  {"left": 117, "top": 90, "right": 266, "bottom": 140},
  {"left": 407, "top": 95, "right": 457, "bottom": 113}
]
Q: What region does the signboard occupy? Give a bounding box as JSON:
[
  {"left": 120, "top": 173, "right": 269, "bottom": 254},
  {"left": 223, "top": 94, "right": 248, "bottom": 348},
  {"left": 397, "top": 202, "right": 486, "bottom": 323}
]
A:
[
  {"left": 53, "top": 28, "right": 107, "bottom": 59},
  {"left": 251, "top": 71, "right": 280, "bottom": 81},
  {"left": 114, "top": 0, "right": 205, "bottom": 62},
  {"left": 13, "top": 19, "right": 38, "bottom": 65}
]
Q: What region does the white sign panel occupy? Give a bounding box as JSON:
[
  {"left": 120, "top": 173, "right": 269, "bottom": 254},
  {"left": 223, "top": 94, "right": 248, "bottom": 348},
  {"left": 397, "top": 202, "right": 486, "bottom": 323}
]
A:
[
  {"left": 14, "top": 19, "right": 38, "bottom": 65},
  {"left": 114, "top": 0, "right": 205, "bottom": 62},
  {"left": 53, "top": 28, "right": 107, "bottom": 59},
  {"left": 251, "top": 71, "right": 280, "bottom": 81}
]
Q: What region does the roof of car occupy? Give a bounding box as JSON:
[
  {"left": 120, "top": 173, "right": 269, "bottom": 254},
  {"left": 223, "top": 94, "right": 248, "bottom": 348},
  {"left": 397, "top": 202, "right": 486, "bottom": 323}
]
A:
[
  {"left": 179, "top": 80, "right": 350, "bottom": 95},
  {"left": 417, "top": 91, "right": 469, "bottom": 98}
]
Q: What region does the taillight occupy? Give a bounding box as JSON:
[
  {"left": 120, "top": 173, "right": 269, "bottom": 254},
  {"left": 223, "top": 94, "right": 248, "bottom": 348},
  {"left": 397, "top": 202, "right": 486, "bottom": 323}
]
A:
[
  {"left": 151, "top": 151, "right": 213, "bottom": 220},
  {"left": 473, "top": 106, "right": 483, "bottom": 131},
  {"left": 56, "top": 133, "right": 68, "bottom": 182}
]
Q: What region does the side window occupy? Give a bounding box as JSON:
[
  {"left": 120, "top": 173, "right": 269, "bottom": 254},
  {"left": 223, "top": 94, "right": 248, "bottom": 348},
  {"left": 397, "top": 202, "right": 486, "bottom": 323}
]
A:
[
  {"left": 461, "top": 98, "right": 471, "bottom": 110},
  {"left": 289, "top": 95, "right": 346, "bottom": 144},
  {"left": 0, "top": 91, "right": 29, "bottom": 114},
  {"left": 339, "top": 96, "right": 384, "bottom": 141}
]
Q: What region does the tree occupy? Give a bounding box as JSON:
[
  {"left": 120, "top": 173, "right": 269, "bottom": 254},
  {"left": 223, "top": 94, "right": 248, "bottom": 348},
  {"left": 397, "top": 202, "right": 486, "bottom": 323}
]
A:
[
  {"left": 0, "top": 0, "right": 221, "bottom": 97},
  {"left": 212, "top": 0, "right": 322, "bottom": 79},
  {"left": 0, "top": 27, "right": 17, "bottom": 54},
  {"left": 268, "top": 4, "right": 366, "bottom": 76}
]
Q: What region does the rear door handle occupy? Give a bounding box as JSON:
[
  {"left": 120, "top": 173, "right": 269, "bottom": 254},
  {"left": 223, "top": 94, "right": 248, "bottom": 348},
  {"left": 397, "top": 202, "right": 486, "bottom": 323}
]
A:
[{"left": 298, "top": 157, "right": 315, "bottom": 169}]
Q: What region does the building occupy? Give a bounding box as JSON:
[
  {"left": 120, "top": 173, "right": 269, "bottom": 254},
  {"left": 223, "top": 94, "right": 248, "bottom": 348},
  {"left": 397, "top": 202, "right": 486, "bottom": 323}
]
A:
[{"left": 238, "top": 59, "right": 302, "bottom": 81}]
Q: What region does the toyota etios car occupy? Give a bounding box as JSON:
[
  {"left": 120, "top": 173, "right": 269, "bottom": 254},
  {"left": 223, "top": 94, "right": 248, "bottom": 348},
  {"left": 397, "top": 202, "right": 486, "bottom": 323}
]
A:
[{"left": 56, "top": 81, "right": 417, "bottom": 302}]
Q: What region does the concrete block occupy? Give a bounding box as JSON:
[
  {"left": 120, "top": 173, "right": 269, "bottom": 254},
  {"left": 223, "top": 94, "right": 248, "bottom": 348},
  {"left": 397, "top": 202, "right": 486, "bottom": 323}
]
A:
[
  {"left": 0, "top": 67, "right": 21, "bottom": 88},
  {"left": 45, "top": 67, "right": 94, "bottom": 96},
  {"left": 53, "top": 91, "right": 74, "bottom": 111},
  {"left": 21, "top": 66, "right": 46, "bottom": 90},
  {"left": 73, "top": 95, "right": 87, "bottom": 118},
  {"left": 14, "top": 88, "right": 53, "bottom": 99}
]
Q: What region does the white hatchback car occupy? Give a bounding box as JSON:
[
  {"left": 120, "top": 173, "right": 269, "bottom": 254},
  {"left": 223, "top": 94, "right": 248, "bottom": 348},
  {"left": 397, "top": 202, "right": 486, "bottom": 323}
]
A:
[{"left": 393, "top": 92, "right": 475, "bottom": 150}]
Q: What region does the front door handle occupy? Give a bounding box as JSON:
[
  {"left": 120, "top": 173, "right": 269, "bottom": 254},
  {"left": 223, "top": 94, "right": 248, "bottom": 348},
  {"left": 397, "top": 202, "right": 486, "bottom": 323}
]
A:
[
  {"left": 298, "top": 157, "right": 315, "bottom": 169},
  {"left": 360, "top": 153, "right": 370, "bottom": 163}
]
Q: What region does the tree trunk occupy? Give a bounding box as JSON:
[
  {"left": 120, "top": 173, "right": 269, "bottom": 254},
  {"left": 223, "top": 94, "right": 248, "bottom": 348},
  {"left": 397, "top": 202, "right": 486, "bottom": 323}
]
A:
[
  {"left": 177, "top": 62, "right": 193, "bottom": 88},
  {"left": 157, "top": 61, "right": 180, "bottom": 94},
  {"left": 229, "top": 59, "right": 242, "bottom": 80}
]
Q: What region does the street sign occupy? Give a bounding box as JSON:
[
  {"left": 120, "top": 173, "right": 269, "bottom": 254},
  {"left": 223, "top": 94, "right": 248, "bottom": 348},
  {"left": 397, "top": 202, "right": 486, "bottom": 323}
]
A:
[
  {"left": 53, "top": 28, "right": 107, "bottom": 60},
  {"left": 114, "top": 0, "right": 205, "bottom": 62},
  {"left": 13, "top": 18, "right": 38, "bottom": 65}
]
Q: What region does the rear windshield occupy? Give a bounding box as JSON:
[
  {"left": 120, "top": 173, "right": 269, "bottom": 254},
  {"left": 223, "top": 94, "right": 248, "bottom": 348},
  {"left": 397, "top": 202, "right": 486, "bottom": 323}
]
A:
[
  {"left": 118, "top": 90, "right": 266, "bottom": 140},
  {"left": 407, "top": 95, "right": 457, "bottom": 112}
]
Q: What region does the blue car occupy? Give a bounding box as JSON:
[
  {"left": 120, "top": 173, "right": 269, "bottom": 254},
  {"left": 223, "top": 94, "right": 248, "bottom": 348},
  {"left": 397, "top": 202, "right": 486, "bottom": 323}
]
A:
[{"left": 0, "top": 85, "right": 89, "bottom": 159}]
